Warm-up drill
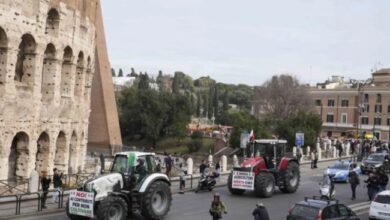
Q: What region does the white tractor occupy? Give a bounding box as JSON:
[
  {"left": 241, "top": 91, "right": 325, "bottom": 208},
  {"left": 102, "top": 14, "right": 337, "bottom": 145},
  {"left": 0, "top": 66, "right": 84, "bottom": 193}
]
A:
[{"left": 66, "top": 151, "right": 172, "bottom": 220}]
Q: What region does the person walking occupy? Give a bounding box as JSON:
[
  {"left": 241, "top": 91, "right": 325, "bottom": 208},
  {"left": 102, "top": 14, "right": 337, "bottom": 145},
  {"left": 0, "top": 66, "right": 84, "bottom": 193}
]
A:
[
  {"left": 52, "top": 168, "right": 63, "bottom": 203},
  {"left": 378, "top": 168, "right": 389, "bottom": 192},
  {"left": 40, "top": 171, "right": 51, "bottom": 209},
  {"left": 179, "top": 163, "right": 187, "bottom": 194},
  {"left": 310, "top": 150, "right": 315, "bottom": 169},
  {"left": 296, "top": 146, "right": 302, "bottom": 163},
  {"left": 164, "top": 154, "right": 173, "bottom": 178},
  {"left": 200, "top": 160, "right": 208, "bottom": 174},
  {"left": 209, "top": 193, "right": 227, "bottom": 220},
  {"left": 365, "top": 172, "right": 379, "bottom": 201},
  {"left": 252, "top": 202, "right": 270, "bottom": 220},
  {"left": 348, "top": 166, "right": 360, "bottom": 200}
]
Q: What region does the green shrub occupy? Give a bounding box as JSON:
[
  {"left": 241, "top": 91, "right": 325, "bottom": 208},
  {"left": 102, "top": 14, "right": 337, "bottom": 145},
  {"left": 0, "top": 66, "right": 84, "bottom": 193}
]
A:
[
  {"left": 187, "top": 139, "right": 203, "bottom": 153},
  {"left": 191, "top": 131, "right": 203, "bottom": 140}
]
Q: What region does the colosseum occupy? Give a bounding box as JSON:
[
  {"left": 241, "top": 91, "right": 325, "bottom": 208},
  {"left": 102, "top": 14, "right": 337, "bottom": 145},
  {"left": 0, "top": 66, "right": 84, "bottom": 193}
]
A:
[{"left": 0, "top": 0, "right": 121, "bottom": 181}]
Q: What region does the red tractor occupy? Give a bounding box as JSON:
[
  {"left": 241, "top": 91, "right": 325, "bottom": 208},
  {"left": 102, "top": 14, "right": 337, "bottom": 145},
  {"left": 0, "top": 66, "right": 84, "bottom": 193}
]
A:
[{"left": 228, "top": 139, "right": 300, "bottom": 198}]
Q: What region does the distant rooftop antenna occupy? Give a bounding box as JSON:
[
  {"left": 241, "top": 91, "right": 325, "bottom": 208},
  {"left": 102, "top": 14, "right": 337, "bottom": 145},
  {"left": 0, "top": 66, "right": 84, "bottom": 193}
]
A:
[{"left": 371, "top": 61, "right": 382, "bottom": 73}]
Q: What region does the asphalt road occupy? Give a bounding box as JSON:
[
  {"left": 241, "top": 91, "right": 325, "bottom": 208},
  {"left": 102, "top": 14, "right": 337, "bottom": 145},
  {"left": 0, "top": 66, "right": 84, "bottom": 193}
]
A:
[{"left": 13, "top": 160, "right": 382, "bottom": 220}]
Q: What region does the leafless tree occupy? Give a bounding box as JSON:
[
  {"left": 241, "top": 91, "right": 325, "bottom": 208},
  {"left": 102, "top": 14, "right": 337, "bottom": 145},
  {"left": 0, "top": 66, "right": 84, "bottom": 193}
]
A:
[{"left": 253, "top": 74, "right": 313, "bottom": 119}]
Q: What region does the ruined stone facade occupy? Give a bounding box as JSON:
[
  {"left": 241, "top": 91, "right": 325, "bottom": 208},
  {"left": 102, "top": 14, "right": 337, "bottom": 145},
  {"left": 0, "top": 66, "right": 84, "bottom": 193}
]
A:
[{"left": 0, "top": 0, "right": 100, "bottom": 180}]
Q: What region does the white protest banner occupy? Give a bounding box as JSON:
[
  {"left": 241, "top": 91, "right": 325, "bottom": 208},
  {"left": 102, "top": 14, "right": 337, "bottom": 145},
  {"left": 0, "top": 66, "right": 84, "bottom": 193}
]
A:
[
  {"left": 232, "top": 171, "right": 254, "bottom": 190},
  {"left": 69, "top": 190, "right": 94, "bottom": 218}
]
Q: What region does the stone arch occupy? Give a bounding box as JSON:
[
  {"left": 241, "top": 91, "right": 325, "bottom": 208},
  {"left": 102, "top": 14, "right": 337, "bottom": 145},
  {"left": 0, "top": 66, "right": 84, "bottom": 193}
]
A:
[
  {"left": 41, "top": 43, "right": 57, "bottom": 102},
  {"left": 74, "top": 51, "right": 84, "bottom": 97},
  {"left": 8, "top": 132, "right": 30, "bottom": 180},
  {"left": 54, "top": 131, "right": 66, "bottom": 172},
  {"left": 46, "top": 8, "right": 60, "bottom": 36},
  {"left": 84, "top": 56, "right": 92, "bottom": 98},
  {"left": 14, "top": 34, "right": 36, "bottom": 87},
  {"left": 60, "top": 46, "right": 73, "bottom": 97},
  {"left": 0, "top": 27, "right": 8, "bottom": 88},
  {"left": 35, "top": 132, "right": 50, "bottom": 174},
  {"left": 68, "top": 131, "right": 78, "bottom": 174}
]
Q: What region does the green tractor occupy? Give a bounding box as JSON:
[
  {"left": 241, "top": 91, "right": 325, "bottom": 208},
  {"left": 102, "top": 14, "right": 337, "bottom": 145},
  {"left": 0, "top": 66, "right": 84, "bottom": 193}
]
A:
[{"left": 66, "top": 151, "right": 172, "bottom": 220}]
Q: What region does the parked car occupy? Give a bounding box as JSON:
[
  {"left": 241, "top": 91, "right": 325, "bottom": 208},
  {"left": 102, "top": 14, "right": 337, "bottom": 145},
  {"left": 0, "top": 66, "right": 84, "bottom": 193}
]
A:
[
  {"left": 369, "top": 190, "right": 390, "bottom": 220},
  {"left": 287, "top": 197, "right": 359, "bottom": 220},
  {"left": 361, "top": 153, "right": 389, "bottom": 174},
  {"left": 324, "top": 160, "right": 360, "bottom": 182}
]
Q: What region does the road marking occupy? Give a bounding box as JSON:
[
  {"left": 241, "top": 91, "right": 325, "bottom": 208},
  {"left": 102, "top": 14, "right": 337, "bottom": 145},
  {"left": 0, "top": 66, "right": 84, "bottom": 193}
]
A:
[{"left": 348, "top": 201, "right": 370, "bottom": 216}]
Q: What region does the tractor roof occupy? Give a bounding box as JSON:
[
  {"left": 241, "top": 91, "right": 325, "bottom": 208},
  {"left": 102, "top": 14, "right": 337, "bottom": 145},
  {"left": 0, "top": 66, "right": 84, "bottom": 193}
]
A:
[
  {"left": 253, "top": 139, "right": 287, "bottom": 144},
  {"left": 115, "top": 151, "right": 155, "bottom": 158}
]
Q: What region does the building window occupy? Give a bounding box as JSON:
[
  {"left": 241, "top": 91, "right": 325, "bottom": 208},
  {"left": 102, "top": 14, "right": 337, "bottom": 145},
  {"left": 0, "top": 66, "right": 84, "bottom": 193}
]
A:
[
  {"left": 388, "top": 105, "right": 390, "bottom": 113},
  {"left": 315, "top": 99, "right": 321, "bottom": 106},
  {"left": 328, "top": 99, "right": 335, "bottom": 107},
  {"left": 374, "top": 117, "right": 381, "bottom": 125},
  {"left": 374, "top": 105, "right": 382, "bottom": 113},
  {"left": 364, "top": 94, "right": 369, "bottom": 103},
  {"left": 341, "top": 100, "right": 349, "bottom": 107},
  {"left": 364, "top": 104, "right": 370, "bottom": 113},
  {"left": 376, "top": 94, "right": 381, "bottom": 103},
  {"left": 387, "top": 118, "right": 390, "bottom": 126},
  {"left": 341, "top": 113, "right": 347, "bottom": 124},
  {"left": 361, "top": 117, "right": 369, "bottom": 125},
  {"left": 326, "top": 114, "right": 334, "bottom": 123}
]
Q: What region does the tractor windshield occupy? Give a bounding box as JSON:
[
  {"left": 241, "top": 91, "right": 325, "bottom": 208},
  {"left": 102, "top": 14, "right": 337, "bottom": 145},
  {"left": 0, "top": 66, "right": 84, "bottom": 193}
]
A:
[
  {"left": 111, "top": 155, "right": 129, "bottom": 173},
  {"left": 246, "top": 142, "right": 285, "bottom": 158}
]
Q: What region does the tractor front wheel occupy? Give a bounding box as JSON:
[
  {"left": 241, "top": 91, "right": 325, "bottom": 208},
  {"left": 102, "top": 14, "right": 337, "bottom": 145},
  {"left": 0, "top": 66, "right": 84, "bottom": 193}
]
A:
[
  {"left": 227, "top": 172, "right": 245, "bottom": 195},
  {"left": 280, "top": 161, "right": 300, "bottom": 193},
  {"left": 141, "top": 181, "right": 172, "bottom": 220},
  {"left": 254, "top": 172, "right": 275, "bottom": 198},
  {"left": 96, "top": 195, "right": 128, "bottom": 220}
]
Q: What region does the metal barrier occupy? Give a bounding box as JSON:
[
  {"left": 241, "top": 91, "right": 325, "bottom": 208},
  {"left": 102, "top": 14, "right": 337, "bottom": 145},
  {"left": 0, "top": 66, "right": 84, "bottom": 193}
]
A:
[
  {"left": 0, "top": 179, "right": 29, "bottom": 195},
  {"left": 0, "top": 194, "right": 19, "bottom": 215},
  {"left": 18, "top": 192, "right": 40, "bottom": 215}
]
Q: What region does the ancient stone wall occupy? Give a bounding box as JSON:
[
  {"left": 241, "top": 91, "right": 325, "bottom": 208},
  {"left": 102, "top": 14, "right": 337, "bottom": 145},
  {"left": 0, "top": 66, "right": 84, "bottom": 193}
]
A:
[{"left": 0, "top": 0, "right": 97, "bottom": 180}]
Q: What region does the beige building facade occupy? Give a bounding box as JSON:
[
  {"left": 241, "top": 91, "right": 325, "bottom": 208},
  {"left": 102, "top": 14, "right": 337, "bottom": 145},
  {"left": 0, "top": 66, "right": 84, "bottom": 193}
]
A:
[
  {"left": 309, "top": 71, "right": 390, "bottom": 141},
  {"left": 0, "top": 0, "right": 105, "bottom": 180}
]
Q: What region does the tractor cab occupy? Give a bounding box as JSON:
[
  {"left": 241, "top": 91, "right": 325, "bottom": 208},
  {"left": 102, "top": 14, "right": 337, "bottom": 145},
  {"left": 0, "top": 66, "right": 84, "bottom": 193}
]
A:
[
  {"left": 246, "top": 139, "right": 287, "bottom": 169},
  {"left": 111, "top": 152, "right": 158, "bottom": 189}
]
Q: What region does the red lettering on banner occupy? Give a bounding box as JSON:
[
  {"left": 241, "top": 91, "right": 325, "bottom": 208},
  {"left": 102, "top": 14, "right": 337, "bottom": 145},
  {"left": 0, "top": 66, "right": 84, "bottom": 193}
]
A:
[{"left": 76, "top": 192, "right": 87, "bottom": 198}]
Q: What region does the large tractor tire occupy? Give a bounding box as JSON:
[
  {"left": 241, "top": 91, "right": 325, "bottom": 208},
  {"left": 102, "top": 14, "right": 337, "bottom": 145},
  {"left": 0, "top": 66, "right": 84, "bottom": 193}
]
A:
[
  {"left": 227, "top": 172, "right": 245, "bottom": 195},
  {"left": 66, "top": 198, "right": 91, "bottom": 220},
  {"left": 141, "top": 181, "right": 172, "bottom": 220},
  {"left": 96, "top": 195, "right": 128, "bottom": 220},
  {"left": 280, "top": 161, "right": 300, "bottom": 193},
  {"left": 254, "top": 172, "right": 275, "bottom": 198}
]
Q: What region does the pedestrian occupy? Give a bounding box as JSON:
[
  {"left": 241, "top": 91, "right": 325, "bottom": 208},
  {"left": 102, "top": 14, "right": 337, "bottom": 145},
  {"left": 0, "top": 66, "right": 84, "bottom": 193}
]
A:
[
  {"left": 252, "top": 202, "right": 270, "bottom": 220},
  {"left": 164, "top": 154, "right": 173, "bottom": 178},
  {"left": 348, "top": 166, "right": 360, "bottom": 200},
  {"left": 365, "top": 172, "right": 379, "bottom": 201},
  {"left": 179, "top": 163, "right": 187, "bottom": 194},
  {"left": 378, "top": 168, "right": 389, "bottom": 192},
  {"left": 209, "top": 193, "right": 227, "bottom": 220},
  {"left": 336, "top": 140, "right": 343, "bottom": 157},
  {"left": 314, "top": 149, "right": 318, "bottom": 168},
  {"left": 52, "top": 168, "right": 63, "bottom": 203},
  {"left": 40, "top": 171, "right": 51, "bottom": 209},
  {"left": 200, "top": 160, "right": 208, "bottom": 174},
  {"left": 310, "top": 150, "right": 316, "bottom": 169}
]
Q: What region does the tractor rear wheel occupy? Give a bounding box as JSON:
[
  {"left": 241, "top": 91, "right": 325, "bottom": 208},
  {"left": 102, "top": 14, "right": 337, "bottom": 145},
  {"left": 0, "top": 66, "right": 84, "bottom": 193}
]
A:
[
  {"left": 141, "top": 181, "right": 172, "bottom": 220},
  {"left": 96, "top": 195, "right": 128, "bottom": 220},
  {"left": 227, "top": 172, "right": 245, "bottom": 195},
  {"left": 254, "top": 172, "right": 275, "bottom": 198},
  {"left": 280, "top": 161, "right": 300, "bottom": 193}
]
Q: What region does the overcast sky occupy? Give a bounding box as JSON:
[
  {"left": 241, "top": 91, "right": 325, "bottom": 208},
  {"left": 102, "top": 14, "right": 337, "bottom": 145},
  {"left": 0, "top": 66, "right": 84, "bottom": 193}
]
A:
[{"left": 101, "top": 0, "right": 390, "bottom": 86}]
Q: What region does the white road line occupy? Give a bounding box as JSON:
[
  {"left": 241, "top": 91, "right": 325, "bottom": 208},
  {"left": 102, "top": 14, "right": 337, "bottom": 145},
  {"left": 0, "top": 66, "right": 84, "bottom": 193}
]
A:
[{"left": 348, "top": 201, "right": 370, "bottom": 209}]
